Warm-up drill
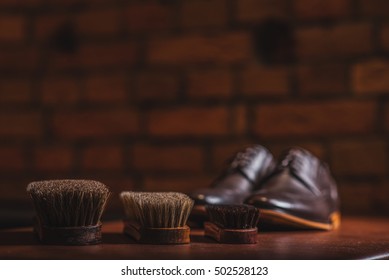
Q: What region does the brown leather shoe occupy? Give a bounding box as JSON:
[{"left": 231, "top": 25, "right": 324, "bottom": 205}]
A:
[
  {"left": 245, "top": 147, "right": 340, "bottom": 230},
  {"left": 189, "top": 145, "right": 275, "bottom": 224}
]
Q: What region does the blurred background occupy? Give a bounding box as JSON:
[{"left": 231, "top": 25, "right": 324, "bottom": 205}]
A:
[{"left": 0, "top": 0, "right": 388, "bottom": 227}]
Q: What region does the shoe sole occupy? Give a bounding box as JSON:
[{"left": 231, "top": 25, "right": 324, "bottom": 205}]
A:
[
  {"left": 189, "top": 205, "right": 341, "bottom": 231},
  {"left": 259, "top": 209, "right": 341, "bottom": 231}
]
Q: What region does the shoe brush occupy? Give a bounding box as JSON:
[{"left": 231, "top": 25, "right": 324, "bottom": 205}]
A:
[
  {"left": 120, "top": 192, "right": 194, "bottom": 244},
  {"left": 204, "top": 204, "right": 260, "bottom": 244},
  {"left": 27, "top": 180, "right": 110, "bottom": 245}
]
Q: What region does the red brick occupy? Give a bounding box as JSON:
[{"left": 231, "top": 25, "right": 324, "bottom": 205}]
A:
[
  {"left": 0, "top": 0, "right": 42, "bottom": 7},
  {"left": 0, "top": 179, "right": 32, "bottom": 202},
  {"left": 0, "top": 16, "right": 26, "bottom": 42},
  {"left": 40, "top": 76, "right": 81, "bottom": 105},
  {"left": 148, "top": 32, "right": 250, "bottom": 65},
  {"left": 79, "top": 43, "right": 138, "bottom": 67},
  {"left": 232, "top": 105, "right": 247, "bottom": 135},
  {"left": 52, "top": 110, "right": 138, "bottom": 139},
  {"left": 51, "top": 42, "right": 138, "bottom": 70},
  {"left": 0, "top": 147, "right": 24, "bottom": 171},
  {"left": 236, "top": 0, "right": 289, "bottom": 22},
  {"left": 33, "top": 146, "right": 74, "bottom": 172},
  {"left": 77, "top": 9, "right": 121, "bottom": 37},
  {"left": 187, "top": 68, "right": 233, "bottom": 99},
  {"left": 0, "top": 48, "right": 39, "bottom": 71},
  {"left": 296, "top": 23, "right": 372, "bottom": 60},
  {"left": 85, "top": 73, "right": 127, "bottom": 103},
  {"left": 0, "top": 112, "right": 42, "bottom": 139},
  {"left": 383, "top": 103, "right": 389, "bottom": 132},
  {"left": 330, "top": 139, "right": 387, "bottom": 176},
  {"left": 181, "top": 0, "right": 228, "bottom": 28},
  {"left": 295, "top": 0, "right": 351, "bottom": 20},
  {"left": 133, "top": 144, "right": 204, "bottom": 173},
  {"left": 359, "top": 0, "right": 389, "bottom": 17},
  {"left": 105, "top": 198, "right": 123, "bottom": 215},
  {"left": 125, "top": 3, "right": 173, "bottom": 33},
  {"left": 48, "top": 0, "right": 84, "bottom": 7},
  {"left": 34, "top": 14, "right": 69, "bottom": 41},
  {"left": 297, "top": 63, "right": 347, "bottom": 96},
  {"left": 136, "top": 72, "right": 179, "bottom": 101},
  {"left": 375, "top": 181, "right": 389, "bottom": 214},
  {"left": 0, "top": 179, "right": 32, "bottom": 201},
  {"left": 352, "top": 60, "right": 389, "bottom": 95},
  {"left": 338, "top": 181, "right": 375, "bottom": 215},
  {"left": 147, "top": 106, "right": 229, "bottom": 137},
  {"left": 0, "top": 79, "right": 31, "bottom": 103},
  {"left": 143, "top": 175, "right": 213, "bottom": 193},
  {"left": 239, "top": 64, "right": 289, "bottom": 96},
  {"left": 82, "top": 145, "right": 123, "bottom": 170},
  {"left": 101, "top": 177, "right": 134, "bottom": 194},
  {"left": 254, "top": 101, "right": 376, "bottom": 138},
  {"left": 380, "top": 24, "right": 389, "bottom": 51}
]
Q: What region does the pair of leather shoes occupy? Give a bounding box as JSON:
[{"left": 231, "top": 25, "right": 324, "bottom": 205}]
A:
[{"left": 189, "top": 145, "right": 340, "bottom": 230}]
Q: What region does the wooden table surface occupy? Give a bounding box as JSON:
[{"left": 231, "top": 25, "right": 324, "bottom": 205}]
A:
[{"left": 0, "top": 216, "right": 388, "bottom": 260}]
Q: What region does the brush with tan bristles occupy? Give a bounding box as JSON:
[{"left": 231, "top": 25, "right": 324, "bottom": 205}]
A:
[
  {"left": 27, "top": 180, "right": 110, "bottom": 245},
  {"left": 205, "top": 204, "right": 260, "bottom": 244},
  {"left": 120, "top": 191, "right": 194, "bottom": 244}
]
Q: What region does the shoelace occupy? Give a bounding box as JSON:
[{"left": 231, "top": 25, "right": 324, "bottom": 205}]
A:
[
  {"left": 210, "top": 146, "right": 262, "bottom": 189},
  {"left": 279, "top": 149, "right": 306, "bottom": 170},
  {"left": 230, "top": 147, "right": 261, "bottom": 169},
  {"left": 280, "top": 149, "right": 322, "bottom": 196}
]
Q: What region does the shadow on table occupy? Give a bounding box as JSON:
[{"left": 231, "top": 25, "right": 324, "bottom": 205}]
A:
[
  {"left": 102, "top": 232, "right": 135, "bottom": 244},
  {"left": 0, "top": 231, "right": 38, "bottom": 246}
]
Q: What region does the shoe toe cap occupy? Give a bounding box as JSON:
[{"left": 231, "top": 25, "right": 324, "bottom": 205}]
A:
[{"left": 245, "top": 194, "right": 294, "bottom": 210}]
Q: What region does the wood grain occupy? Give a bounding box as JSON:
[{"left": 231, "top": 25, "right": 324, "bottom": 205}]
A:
[{"left": 0, "top": 217, "right": 388, "bottom": 259}]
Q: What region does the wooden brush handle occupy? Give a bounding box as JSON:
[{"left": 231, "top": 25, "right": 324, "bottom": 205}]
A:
[
  {"left": 204, "top": 222, "right": 258, "bottom": 244},
  {"left": 123, "top": 220, "right": 190, "bottom": 244},
  {"left": 35, "top": 223, "right": 102, "bottom": 245}
]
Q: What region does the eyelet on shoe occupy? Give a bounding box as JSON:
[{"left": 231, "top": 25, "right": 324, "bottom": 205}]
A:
[
  {"left": 230, "top": 147, "right": 260, "bottom": 169},
  {"left": 280, "top": 151, "right": 305, "bottom": 172}
]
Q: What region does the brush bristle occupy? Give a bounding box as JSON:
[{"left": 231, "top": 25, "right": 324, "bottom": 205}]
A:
[
  {"left": 27, "top": 180, "right": 110, "bottom": 227},
  {"left": 206, "top": 204, "right": 259, "bottom": 229},
  {"left": 120, "top": 192, "right": 194, "bottom": 228}
]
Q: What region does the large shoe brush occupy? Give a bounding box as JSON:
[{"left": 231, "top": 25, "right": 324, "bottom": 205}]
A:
[
  {"left": 204, "top": 204, "right": 260, "bottom": 244},
  {"left": 27, "top": 180, "right": 110, "bottom": 245},
  {"left": 120, "top": 192, "right": 194, "bottom": 244}
]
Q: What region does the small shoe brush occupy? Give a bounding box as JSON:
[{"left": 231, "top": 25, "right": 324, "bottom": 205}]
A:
[
  {"left": 120, "top": 191, "right": 194, "bottom": 244},
  {"left": 204, "top": 204, "right": 260, "bottom": 244},
  {"left": 27, "top": 179, "right": 110, "bottom": 245}
]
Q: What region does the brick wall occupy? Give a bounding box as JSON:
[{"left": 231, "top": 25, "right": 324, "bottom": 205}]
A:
[{"left": 0, "top": 0, "right": 388, "bottom": 219}]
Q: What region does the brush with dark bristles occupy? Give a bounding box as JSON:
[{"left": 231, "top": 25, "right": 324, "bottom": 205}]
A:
[
  {"left": 120, "top": 191, "right": 194, "bottom": 244},
  {"left": 204, "top": 204, "right": 260, "bottom": 244},
  {"left": 27, "top": 180, "right": 110, "bottom": 245}
]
